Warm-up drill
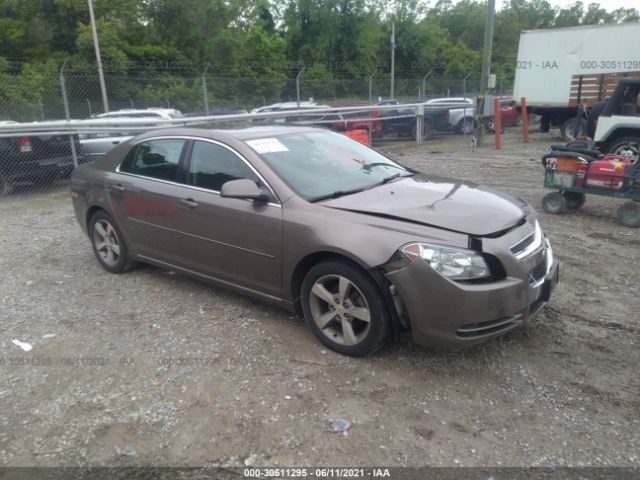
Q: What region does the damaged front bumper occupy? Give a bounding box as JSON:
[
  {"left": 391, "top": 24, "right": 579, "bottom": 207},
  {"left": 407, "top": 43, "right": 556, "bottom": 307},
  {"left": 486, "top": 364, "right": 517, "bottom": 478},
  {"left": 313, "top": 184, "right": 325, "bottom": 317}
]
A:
[{"left": 384, "top": 225, "right": 559, "bottom": 350}]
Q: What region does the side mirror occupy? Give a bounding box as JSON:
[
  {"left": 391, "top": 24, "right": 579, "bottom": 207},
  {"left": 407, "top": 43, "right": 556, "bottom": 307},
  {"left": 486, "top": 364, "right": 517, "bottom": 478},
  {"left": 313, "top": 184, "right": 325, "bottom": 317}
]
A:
[{"left": 220, "top": 179, "right": 269, "bottom": 202}]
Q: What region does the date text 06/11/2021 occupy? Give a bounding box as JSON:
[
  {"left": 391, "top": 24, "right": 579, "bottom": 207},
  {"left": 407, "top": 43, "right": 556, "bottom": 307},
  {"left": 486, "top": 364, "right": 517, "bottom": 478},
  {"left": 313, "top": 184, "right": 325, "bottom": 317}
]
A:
[{"left": 242, "top": 468, "right": 391, "bottom": 478}]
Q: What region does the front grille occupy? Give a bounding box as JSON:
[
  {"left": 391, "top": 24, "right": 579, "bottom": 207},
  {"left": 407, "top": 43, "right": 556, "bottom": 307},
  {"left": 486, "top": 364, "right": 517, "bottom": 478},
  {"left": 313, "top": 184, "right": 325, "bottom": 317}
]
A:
[{"left": 457, "top": 314, "right": 523, "bottom": 338}]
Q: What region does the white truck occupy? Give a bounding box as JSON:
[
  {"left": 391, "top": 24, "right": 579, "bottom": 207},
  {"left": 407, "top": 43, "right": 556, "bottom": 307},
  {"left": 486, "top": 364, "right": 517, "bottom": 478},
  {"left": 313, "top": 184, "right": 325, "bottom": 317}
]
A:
[{"left": 514, "top": 22, "right": 640, "bottom": 140}]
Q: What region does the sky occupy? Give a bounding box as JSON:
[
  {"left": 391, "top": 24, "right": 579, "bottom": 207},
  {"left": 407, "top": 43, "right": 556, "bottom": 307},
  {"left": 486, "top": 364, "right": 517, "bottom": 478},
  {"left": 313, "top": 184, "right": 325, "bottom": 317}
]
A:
[{"left": 498, "top": 0, "right": 640, "bottom": 9}]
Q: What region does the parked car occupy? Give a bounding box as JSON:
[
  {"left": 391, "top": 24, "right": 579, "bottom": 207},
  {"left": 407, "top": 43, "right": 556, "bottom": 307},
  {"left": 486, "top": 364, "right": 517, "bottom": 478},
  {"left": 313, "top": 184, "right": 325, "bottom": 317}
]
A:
[
  {"left": 95, "top": 108, "right": 183, "bottom": 120},
  {"left": 0, "top": 128, "right": 83, "bottom": 195},
  {"left": 327, "top": 104, "right": 384, "bottom": 138},
  {"left": 79, "top": 108, "right": 185, "bottom": 158},
  {"left": 79, "top": 131, "right": 134, "bottom": 159},
  {"left": 251, "top": 102, "right": 318, "bottom": 114},
  {"left": 380, "top": 103, "right": 450, "bottom": 140},
  {"left": 71, "top": 126, "right": 559, "bottom": 356},
  {"left": 499, "top": 98, "right": 520, "bottom": 127},
  {"left": 425, "top": 97, "right": 476, "bottom": 134},
  {"left": 376, "top": 99, "right": 400, "bottom": 106}
]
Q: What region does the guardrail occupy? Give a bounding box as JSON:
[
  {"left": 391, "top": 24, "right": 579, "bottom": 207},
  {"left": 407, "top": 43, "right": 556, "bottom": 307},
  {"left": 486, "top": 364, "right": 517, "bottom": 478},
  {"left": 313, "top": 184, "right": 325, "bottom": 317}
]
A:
[
  {"left": 0, "top": 101, "right": 480, "bottom": 197},
  {"left": 0, "top": 102, "right": 472, "bottom": 138}
]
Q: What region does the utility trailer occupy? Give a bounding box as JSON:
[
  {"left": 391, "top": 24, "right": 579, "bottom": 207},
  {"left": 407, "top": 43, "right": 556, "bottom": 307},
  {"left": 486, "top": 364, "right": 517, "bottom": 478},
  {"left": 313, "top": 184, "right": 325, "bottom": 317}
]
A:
[{"left": 513, "top": 23, "right": 640, "bottom": 140}]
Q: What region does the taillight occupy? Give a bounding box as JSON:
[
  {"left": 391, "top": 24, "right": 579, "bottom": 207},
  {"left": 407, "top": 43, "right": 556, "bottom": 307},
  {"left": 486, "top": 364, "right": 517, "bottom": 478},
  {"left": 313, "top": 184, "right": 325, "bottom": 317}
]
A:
[{"left": 18, "top": 136, "right": 32, "bottom": 153}]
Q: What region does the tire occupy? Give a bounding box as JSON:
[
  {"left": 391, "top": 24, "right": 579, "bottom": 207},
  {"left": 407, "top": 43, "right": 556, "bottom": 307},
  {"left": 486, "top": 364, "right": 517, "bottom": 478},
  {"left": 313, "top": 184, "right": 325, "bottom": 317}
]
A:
[
  {"left": 0, "top": 174, "right": 13, "bottom": 197},
  {"left": 608, "top": 137, "right": 640, "bottom": 164},
  {"left": 512, "top": 114, "right": 521, "bottom": 127},
  {"left": 617, "top": 202, "right": 640, "bottom": 228},
  {"left": 560, "top": 118, "right": 587, "bottom": 142},
  {"left": 456, "top": 117, "right": 477, "bottom": 135},
  {"left": 563, "top": 191, "right": 585, "bottom": 210},
  {"left": 89, "top": 210, "right": 138, "bottom": 273},
  {"left": 412, "top": 121, "right": 433, "bottom": 141},
  {"left": 300, "top": 260, "right": 391, "bottom": 357},
  {"left": 542, "top": 192, "right": 567, "bottom": 214}
]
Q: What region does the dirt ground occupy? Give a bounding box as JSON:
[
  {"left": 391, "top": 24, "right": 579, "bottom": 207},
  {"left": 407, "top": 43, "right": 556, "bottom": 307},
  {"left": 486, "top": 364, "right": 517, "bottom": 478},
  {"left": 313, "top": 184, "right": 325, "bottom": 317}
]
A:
[{"left": 0, "top": 128, "right": 638, "bottom": 472}]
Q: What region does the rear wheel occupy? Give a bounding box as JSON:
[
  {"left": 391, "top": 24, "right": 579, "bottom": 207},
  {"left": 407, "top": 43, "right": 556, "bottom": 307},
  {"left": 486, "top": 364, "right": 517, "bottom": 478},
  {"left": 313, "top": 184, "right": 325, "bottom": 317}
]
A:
[
  {"left": 542, "top": 192, "right": 567, "bottom": 214},
  {"left": 563, "top": 191, "right": 585, "bottom": 210},
  {"left": 89, "top": 210, "right": 138, "bottom": 273},
  {"left": 412, "top": 121, "right": 433, "bottom": 141},
  {"left": 617, "top": 202, "right": 640, "bottom": 228},
  {"left": 560, "top": 118, "right": 587, "bottom": 142},
  {"left": 456, "top": 117, "right": 477, "bottom": 135},
  {"left": 608, "top": 137, "right": 640, "bottom": 164},
  {"left": 300, "top": 261, "right": 391, "bottom": 356}
]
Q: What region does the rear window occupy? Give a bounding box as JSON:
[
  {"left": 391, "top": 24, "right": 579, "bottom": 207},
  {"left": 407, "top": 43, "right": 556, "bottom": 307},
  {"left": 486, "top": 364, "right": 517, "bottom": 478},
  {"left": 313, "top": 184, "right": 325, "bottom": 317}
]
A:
[{"left": 119, "top": 138, "right": 186, "bottom": 181}]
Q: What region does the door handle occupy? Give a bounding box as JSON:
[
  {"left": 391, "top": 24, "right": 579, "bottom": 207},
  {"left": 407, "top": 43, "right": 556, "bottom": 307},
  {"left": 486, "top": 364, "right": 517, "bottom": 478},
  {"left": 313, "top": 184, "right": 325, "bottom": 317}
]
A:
[
  {"left": 180, "top": 198, "right": 199, "bottom": 209},
  {"left": 108, "top": 183, "right": 125, "bottom": 192},
  {"left": 112, "top": 141, "right": 120, "bottom": 145}
]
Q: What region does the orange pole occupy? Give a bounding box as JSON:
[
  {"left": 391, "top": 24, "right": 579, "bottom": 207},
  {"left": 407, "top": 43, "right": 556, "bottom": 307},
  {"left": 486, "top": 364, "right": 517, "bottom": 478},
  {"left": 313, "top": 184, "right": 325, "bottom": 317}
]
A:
[
  {"left": 493, "top": 97, "right": 501, "bottom": 150},
  {"left": 521, "top": 97, "right": 529, "bottom": 143}
]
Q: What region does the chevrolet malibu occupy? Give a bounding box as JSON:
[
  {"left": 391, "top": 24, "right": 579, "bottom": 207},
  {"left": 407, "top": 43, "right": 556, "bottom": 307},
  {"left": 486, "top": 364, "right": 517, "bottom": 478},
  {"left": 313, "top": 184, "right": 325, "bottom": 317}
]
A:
[{"left": 71, "top": 126, "right": 559, "bottom": 356}]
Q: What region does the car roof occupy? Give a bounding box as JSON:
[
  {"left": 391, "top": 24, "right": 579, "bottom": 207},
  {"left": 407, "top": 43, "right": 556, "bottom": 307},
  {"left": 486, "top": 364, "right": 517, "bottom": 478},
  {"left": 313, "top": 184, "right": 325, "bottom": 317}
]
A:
[{"left": 426, "top": 97, "right": 472, "bottom": 103}]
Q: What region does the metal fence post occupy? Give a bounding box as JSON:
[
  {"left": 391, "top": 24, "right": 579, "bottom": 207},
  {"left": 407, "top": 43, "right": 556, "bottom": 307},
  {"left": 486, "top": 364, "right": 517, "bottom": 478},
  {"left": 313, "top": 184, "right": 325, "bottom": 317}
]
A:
[
  {"left": 296, "top": 68, "right": 306, "bottom": 108},
  {"left": 39, "top": 102, "right": 45, "bottom": 121},
  {"left": 86, "top": 99, "right": 92, "bottom": 117},
  {"left": 368, "top": 71, "right": 376, "bottom": 104},
  {"left": 422, "top": 70, "right": 432, "bottom": 101},
  {"left": 462, "top": 72, "right": 472, "bottom": 136},
  {"left": 203, "top": 64, "right": 210, "bottom": 116},
  {"left": 59, "top": 59, "right": 78, "bottom": 168},
  {"left": 416, "top": 105, "right": 424, "bottom": 145}
]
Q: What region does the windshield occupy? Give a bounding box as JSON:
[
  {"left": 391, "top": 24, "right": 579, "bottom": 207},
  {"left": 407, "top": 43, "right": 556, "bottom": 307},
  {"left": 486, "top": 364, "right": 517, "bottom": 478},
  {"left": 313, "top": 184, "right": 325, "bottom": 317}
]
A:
[{"left": 245, "top": 130, "right": 412, "bottom": 201}]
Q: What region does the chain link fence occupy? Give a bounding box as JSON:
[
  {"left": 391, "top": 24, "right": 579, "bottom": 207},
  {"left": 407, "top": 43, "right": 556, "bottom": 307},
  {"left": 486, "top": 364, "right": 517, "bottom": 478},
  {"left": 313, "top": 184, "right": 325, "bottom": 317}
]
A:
[{"left": 0, "top": 70, "right": 514, "bottom": 198}]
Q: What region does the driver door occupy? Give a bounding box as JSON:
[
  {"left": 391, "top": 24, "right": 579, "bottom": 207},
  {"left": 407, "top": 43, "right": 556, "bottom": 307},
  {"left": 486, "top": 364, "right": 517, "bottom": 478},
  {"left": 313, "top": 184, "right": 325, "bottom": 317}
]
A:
[{"left": 172, "top": 140, "right": 283, "bottom": 298}]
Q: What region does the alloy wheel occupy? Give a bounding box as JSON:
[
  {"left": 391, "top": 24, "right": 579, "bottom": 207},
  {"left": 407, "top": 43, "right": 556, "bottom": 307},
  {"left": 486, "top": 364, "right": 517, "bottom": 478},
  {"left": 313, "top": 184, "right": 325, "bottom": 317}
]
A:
[
  {"left": 92, "top": 219, "right": 121, "bottom": 267},
  {"left": 308, "top": 274, "right": 371, "bottom": 346}
]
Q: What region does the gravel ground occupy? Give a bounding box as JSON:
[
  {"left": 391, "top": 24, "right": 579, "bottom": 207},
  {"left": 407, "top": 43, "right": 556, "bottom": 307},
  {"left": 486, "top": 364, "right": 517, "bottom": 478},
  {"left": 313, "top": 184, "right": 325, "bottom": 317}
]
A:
[{"left": 0, "top": 128, "right": 638, "bottom": 471}]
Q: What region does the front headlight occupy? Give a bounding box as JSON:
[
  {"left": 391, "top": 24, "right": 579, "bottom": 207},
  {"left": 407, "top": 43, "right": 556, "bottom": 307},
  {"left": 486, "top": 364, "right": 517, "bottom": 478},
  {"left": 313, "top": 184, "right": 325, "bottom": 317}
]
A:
[{"left": 400, "top": 242, "right": 491, "bottom": 281}]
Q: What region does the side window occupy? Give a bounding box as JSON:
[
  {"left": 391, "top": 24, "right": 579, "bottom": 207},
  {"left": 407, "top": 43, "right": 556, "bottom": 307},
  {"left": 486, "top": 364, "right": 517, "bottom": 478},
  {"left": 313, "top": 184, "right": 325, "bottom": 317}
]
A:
[
  {"left": 188, "top": 141, "right": 259, "bottom": 191},
  {"left": 120, "top": 139, "right": 186, "bottom": 181}
]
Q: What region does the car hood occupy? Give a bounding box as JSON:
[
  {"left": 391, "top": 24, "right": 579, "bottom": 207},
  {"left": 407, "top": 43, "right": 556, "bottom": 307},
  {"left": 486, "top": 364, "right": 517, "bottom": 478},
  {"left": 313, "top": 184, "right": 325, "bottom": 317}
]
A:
[{"left": 320, "top": 174, "right": 529, "bottom": 236}]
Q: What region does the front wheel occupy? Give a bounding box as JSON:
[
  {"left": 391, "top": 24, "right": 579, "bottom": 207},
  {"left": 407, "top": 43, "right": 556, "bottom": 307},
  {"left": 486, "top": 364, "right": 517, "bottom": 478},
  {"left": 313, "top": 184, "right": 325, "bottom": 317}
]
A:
[
  {"left": 89, "top": 210, "right": 138, "bottom": 273},
  {"left": 300, "top": 261, "right": 391, "bottom": 356},
  {"left": 608, "top": 137, "right": 640, "bottom": 164}
]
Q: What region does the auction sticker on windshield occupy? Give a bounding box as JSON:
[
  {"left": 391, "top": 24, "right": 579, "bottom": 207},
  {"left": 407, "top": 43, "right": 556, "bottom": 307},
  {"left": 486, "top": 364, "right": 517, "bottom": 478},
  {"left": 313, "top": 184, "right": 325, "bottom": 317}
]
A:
[{"left": 246, "top": 137, "right": 289, "bottom": 154}]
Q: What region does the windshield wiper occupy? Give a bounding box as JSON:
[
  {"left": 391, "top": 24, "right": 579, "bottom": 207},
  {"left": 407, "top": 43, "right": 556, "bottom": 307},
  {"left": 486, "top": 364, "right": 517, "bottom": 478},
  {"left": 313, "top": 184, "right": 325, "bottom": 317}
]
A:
[
  {"left": 361, "top": 162, "right": 408, "bottom": 172},
  {"left": 379, "top": 172, "right": 403, "bottom": 184}
]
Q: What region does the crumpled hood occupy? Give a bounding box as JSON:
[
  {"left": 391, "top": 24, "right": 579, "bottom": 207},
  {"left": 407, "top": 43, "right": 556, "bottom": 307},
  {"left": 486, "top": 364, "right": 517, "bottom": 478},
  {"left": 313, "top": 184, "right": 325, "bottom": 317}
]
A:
[{"left": 320, "top": 174, "right": 529, "bottom": 236}]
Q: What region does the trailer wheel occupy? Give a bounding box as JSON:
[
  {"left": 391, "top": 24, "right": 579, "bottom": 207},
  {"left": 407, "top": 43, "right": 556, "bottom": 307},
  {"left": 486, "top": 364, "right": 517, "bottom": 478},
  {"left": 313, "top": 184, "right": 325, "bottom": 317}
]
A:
[
  {"left": 560, "top": 118, "right": 587, "bottom": 142},
  {"left": 542, "top": 192, "right": 567, "bottom": 214},
  {"left": 617, "top": 202, "right": 640, "bottom": 228},
  {"left": 563, "top": 192, "right": 585, "bottom": 210},
  {"left": 608, "top": 137, "right": 640, "bottom": 164}
]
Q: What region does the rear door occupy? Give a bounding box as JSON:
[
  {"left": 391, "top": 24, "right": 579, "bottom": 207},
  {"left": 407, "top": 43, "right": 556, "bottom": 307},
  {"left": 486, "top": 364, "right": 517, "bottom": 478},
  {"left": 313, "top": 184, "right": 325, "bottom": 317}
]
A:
[
  {"left": 105, "top": 137, "right": 188, "bottom": 264},
  {"left": 171, "top": 139, "right": 283, "bottom": 297}
]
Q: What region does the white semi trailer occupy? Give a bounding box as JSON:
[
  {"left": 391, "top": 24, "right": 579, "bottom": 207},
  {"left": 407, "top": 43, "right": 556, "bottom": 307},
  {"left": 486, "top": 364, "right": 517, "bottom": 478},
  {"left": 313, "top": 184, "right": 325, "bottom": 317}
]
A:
[{"left": 514, "top": 22, "right": 640, "bottom": 139}]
